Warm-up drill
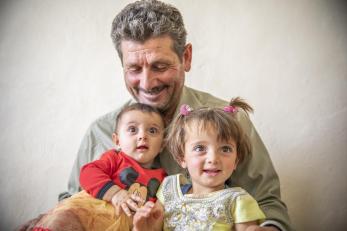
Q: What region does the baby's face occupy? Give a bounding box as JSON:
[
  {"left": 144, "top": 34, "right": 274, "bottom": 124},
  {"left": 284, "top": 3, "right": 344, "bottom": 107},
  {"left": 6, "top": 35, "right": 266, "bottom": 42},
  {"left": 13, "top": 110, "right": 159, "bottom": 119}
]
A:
[
  {"left": 181, "top": 122, "right": 238, "bottom": 194},
  {"left": 113, "top": 110, "right": 164, "bottom": 168}
]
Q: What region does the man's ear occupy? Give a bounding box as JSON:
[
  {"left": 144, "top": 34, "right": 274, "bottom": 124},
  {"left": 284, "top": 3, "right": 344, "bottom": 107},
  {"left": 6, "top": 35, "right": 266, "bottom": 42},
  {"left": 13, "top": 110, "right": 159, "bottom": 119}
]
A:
[
  {"left": 112, "top": 133, "right": 119, "bottom": 146},
  {"left": 183, "top": 43, "right": 192, "bottom": 72}
]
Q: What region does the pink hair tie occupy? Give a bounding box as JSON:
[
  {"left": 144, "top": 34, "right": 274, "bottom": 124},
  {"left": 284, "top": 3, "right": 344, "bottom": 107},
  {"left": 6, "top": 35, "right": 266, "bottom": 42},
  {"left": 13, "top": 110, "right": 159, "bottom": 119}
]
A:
[
  {"left": 180, "top": 104, "right": 193, "bottom": 116},
  {"left": 223, "top": 106, "right": 238, "bottom": 113}
]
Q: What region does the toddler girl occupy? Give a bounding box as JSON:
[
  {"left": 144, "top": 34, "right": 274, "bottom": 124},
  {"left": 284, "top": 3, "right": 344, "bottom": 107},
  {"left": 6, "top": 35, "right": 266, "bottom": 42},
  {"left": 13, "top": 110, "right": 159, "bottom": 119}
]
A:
[{"left": 134, "top": 98, "right": 265, "bottom": 231}]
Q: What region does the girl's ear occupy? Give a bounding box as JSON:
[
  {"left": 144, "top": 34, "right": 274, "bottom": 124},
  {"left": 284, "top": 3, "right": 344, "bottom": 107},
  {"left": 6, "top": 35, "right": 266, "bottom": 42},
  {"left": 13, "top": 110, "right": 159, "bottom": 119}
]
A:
[
  {"left": 234, "top": 158, "right": 239, "bottom": 170},
  {"left": 179, "top": 156, "right": 187, "bottom": 168},
  {"left": 159, "top": 140, "right": 165, "bottom": 152}
]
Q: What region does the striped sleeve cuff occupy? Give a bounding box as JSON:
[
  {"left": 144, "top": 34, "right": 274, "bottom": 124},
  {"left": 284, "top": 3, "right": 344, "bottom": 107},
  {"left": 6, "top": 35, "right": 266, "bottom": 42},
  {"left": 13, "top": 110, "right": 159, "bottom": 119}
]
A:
[{"left": 96, "top": 181, "right": 115, "bottom": 199}]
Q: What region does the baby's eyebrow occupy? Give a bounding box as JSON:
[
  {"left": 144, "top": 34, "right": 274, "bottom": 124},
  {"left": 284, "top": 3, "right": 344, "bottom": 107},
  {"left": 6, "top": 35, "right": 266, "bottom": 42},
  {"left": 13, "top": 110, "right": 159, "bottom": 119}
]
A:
[
  {"left": 125, "top": 121, "right": 138, "bottom": 125},
  {"left": 149, "top": 123, "right": 163, "bottom": 129}
]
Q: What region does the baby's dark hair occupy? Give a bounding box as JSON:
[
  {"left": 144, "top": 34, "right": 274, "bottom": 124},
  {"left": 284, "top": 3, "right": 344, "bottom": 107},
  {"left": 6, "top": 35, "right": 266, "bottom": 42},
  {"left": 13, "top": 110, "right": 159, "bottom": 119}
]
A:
[
  {"left": 166, "top": 97, "right": 253, "bottom": 165},
  {"left": 115, "top": 103, "right": 165, "bottom": 132}
]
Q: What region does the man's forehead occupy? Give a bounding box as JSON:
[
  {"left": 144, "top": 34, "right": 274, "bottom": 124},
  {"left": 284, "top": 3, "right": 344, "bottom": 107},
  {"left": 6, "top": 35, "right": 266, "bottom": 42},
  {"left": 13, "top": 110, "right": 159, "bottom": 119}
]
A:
[
  {"left": 123, "top": 48, "right": 176, "bottom": 66},
  {"left": 121, "top": 36, "right": 173, "bottom": 49}
]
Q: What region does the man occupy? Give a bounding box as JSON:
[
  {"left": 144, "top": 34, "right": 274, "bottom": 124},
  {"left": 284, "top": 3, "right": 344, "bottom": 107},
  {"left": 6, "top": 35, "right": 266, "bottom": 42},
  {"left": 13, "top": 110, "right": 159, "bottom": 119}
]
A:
[{"left": 20, "top": 0, "right": 293, "bottom": 230}]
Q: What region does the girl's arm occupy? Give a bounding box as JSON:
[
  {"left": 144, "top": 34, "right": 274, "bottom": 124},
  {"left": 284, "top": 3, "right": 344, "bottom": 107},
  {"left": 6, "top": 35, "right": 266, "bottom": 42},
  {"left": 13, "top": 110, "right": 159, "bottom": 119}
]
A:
[
  {"left": 235, "top": 221, "right": 258, "bottom": 231},
  {"left": 132, "top": 200, "right": 164, "bottom": 231},
  {"left": 235, "top": 222, "right": 280, "bottom": 231}
]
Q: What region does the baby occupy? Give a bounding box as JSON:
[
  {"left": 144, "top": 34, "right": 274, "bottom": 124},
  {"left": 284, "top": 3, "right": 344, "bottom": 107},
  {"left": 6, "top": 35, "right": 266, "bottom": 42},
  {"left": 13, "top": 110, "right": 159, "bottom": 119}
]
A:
[{"left": 34, "top": 103, "right": 166, "bottom": 231}]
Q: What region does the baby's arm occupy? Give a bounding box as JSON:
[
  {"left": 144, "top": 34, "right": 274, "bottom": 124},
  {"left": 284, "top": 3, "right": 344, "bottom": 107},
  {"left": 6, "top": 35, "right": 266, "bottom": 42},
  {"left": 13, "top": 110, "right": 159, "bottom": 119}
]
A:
[
  {"left": 102, "top": 184, "right": 144, "bottom": 216},
  {"left": 80, "top": 151, "right": 143, "bottom": 216},
  {"left": 132, "top": 200, "right": 164, "bottom": 231}
]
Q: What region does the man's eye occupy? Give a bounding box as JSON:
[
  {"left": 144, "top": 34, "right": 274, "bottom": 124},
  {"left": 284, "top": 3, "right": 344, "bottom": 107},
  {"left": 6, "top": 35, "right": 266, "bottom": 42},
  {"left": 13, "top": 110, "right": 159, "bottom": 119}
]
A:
[
  {"left": 152, "top": 64, "right": 168, "bottom": 72},
  {"left": 127, "top": 126, "right": 137, "bottom": 133},
  {"left": 148, "top": 127, "right": 159, "bottom": 134},
  {"left": 193, "top": 145, "right": 205, "bottom": 152},
  {"left": 128, "top": 66, "right": 141, "bottom": 73}
]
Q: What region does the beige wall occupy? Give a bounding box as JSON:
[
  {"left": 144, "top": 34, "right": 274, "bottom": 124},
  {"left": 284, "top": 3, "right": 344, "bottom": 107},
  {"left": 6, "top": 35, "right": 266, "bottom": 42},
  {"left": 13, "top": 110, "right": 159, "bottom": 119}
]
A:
[{"left": 1, "top": 0, "right": 346, "bottom": 230}]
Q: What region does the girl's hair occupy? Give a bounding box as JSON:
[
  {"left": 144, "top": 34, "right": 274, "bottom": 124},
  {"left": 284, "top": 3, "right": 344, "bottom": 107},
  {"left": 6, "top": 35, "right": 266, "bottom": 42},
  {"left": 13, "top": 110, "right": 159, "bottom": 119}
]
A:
[
  {"left": 166, "top": 97, "right": 253, "bottom": 165},
  {"left": 115, "top": 103, "right": 164, "bottom": 132}
]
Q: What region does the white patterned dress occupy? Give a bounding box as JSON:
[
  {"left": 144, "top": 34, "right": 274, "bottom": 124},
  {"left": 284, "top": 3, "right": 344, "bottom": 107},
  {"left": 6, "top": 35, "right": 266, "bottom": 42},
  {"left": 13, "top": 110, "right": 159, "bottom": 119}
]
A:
[{"left": 156, "top": 174, "right": 266, "bottom": 231}]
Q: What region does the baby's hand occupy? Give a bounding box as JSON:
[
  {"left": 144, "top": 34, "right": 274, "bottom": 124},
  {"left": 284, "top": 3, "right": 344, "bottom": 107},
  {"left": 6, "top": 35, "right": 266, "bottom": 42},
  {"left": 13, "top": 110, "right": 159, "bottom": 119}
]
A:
[{"left": 111, "top": 189, "right": 144, "bottom": 216}]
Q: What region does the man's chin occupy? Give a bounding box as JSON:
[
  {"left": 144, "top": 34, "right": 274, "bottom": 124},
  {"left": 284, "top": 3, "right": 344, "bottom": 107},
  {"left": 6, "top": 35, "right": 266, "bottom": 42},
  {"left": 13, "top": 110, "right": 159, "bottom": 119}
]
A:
[{"left": 138, "top": 98, "right": 169, "bottom": 110}]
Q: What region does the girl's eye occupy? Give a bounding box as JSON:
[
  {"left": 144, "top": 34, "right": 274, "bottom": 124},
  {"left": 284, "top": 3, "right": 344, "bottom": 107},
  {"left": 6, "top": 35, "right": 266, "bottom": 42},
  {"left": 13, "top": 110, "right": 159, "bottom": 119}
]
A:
[
  {"left": 193, "top": 145, "right": 205, "bottom": 152},
  {"left": 148, "top": 127, "right": 159, "bottom": 134},
  {"left": 221, "top": 146, "right": 233, "bottom": 153},
  {"left": 127, "top": 126, "right": 137, "bottom": 133}
]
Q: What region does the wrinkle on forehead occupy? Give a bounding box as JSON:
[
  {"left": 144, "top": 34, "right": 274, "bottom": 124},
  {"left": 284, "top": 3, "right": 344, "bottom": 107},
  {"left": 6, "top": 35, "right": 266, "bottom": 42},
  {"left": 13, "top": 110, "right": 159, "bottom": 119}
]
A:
[{"left": 121, "top": 37, "right": 178, "bottom": 65}]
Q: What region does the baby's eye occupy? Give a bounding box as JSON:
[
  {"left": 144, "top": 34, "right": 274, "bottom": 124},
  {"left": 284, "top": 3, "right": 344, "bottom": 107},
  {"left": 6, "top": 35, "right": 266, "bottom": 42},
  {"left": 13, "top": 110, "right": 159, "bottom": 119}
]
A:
[
  {"left": 148, "top": 127, "right": 159, "bottom": 134},
  {"left": 193, "top": 145, "right": 206, "bottom": 152},
  {"left": 221, "top": 145, "right": 233, "bottom": 153},
  {"left": 127, "top": 126, "right": 137, "bottom": 133}
]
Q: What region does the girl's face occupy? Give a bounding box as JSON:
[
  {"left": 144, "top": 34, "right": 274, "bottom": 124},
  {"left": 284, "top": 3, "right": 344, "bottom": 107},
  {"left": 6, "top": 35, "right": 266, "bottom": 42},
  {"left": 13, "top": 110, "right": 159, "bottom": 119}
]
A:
[{"left": 181, "top": 121, "right": 238, "bottom": 194}]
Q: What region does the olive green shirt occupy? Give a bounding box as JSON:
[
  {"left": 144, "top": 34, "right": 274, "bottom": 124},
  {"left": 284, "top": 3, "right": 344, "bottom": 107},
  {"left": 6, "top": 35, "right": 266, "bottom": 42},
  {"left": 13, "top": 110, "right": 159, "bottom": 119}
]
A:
[{"left": 65, "top": 86, "right": 293, "bottom": 231}]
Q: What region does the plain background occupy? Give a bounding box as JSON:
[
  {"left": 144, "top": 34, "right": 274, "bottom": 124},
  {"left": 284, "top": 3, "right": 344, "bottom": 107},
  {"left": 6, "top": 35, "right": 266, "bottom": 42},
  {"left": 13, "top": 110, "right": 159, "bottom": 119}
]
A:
[{"left": 1, "top": 0, "right": 346, "bottom": 230}]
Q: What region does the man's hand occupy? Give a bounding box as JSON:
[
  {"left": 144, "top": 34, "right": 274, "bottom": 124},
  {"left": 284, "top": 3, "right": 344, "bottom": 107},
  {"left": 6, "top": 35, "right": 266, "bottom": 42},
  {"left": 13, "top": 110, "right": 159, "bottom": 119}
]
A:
[
  {"left": 111, "top": 189, "right": 144, "bottom": 216},
  {"left": 132, "top": 201, "right": 163, "bottom": 231}
]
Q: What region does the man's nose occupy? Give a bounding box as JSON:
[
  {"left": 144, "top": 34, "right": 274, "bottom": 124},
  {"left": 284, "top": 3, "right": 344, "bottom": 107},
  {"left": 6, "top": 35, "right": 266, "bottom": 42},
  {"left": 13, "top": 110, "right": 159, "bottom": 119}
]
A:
[{"left": 139, "top": 69, "right": 156, "bottom": 91}]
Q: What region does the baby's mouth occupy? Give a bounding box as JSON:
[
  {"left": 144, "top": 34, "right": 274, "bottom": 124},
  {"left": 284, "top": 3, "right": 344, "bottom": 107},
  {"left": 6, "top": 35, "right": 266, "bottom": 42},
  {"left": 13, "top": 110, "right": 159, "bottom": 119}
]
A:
[{"left": 136, "top": 145, "right": 149, "bottom": 151}]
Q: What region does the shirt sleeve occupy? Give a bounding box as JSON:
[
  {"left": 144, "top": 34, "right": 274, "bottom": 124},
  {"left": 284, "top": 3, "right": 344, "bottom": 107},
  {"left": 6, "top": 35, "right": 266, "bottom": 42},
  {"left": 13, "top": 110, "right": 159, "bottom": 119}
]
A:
[
  {"left": 232, "top": 193, "right": 266, "bottom": 224},
  {"left": 156, "top": 179, "right": 165, "bottom": 204},
  {"left": 64, "top": 109, "right": 121, "bottom": 198},
  {"left": 79, "top": 151, "right": 119, "bottom": 198},
  {"left": 231, "top": 111, "right": 293, "bottom": 230}
]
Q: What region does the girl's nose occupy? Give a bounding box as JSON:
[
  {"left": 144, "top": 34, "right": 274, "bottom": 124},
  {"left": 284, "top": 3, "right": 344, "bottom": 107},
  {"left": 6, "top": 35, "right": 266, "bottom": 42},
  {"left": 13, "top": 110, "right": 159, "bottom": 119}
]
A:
[{"left": 206, "top": 151, "right": 218, "bottom": 164}]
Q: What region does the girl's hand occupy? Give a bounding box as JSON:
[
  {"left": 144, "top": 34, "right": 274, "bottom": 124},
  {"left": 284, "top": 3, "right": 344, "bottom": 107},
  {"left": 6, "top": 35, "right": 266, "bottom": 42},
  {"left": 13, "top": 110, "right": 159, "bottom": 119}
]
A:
[
  {"left": 111, "top": 189, "right": 144, "bottom": 216},
  {"left": 133, "top": 201, "right": 163, "bottom": 231}
]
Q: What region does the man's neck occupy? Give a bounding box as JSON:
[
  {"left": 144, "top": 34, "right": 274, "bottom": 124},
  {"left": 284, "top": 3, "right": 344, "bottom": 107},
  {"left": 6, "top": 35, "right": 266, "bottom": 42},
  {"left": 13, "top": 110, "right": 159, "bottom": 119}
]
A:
[{"left": 161, "top": 102, "right": 179, "bottom": 126}]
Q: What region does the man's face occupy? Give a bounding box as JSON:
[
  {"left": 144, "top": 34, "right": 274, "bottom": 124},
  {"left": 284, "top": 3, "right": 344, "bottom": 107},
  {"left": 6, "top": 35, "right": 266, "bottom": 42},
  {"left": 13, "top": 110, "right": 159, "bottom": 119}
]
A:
[{"left": 121, "top": 36, "right": 192, "bottom": 112}]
